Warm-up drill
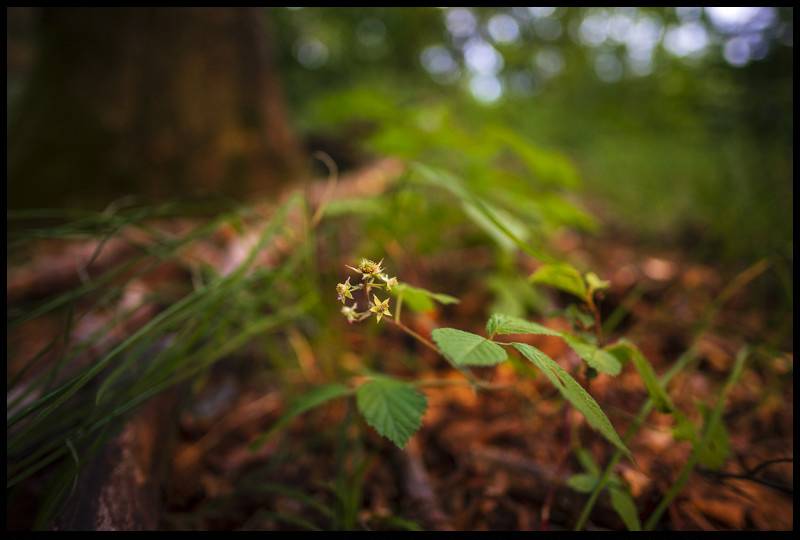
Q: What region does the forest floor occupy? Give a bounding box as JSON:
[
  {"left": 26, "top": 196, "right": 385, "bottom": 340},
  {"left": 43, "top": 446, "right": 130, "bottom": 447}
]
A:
[
  {"left": 6, "top": 159, "right": 793, "bottom": 530},
  {"left": 155, "top": 224, "right": 794, "bottom": 531}
]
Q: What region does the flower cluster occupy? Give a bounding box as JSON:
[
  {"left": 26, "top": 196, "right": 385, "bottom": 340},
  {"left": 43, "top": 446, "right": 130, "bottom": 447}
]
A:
[{"left": 337, "top": 258, "right": 398, "bottom": 323}]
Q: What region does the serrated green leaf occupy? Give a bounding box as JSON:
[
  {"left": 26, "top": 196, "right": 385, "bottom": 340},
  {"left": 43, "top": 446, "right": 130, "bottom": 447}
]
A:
[
  {"left": 356, "top": 376, "right": 427, "bottom": 449},
  {"left": 251, "top": 384, "right": 352, "bottom": 450},
  {"left": 609, "top": 486, "right": 641, "bottom": 531},
  {"left": 512, "top": 343, "right": 630, "bottom": 455},
  {"left": 563, "top": 335, "right": 621, "bottom": 376},
  {"left": 393, "top": 283, "right": 459, "bottom": 313},
  {"left": 567, "top": 473, "right": 597, "bottom": 493},
  {"left": 432, "top": 328, "right": 507, "bottom": 366},
  {"left": 606, "top": 340, "right": 673, "bottom": 412},
  {"left": 485, "top": 313, "right": 562, "bottom": 337},
  {"left": 530, "top": 263, "right": 588, "bottom": 300}
]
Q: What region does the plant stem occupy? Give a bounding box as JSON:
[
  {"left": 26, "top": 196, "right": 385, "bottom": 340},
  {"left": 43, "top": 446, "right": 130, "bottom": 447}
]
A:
[
  {"left": 573, "top": 348, "right": 698, "bottom": 531},
  {"left": 415, "top": 378, "right": 511, "bottom": 391},
  {"left": 587, "top": 296, "right": 603, "bottom": 347},
  {"left": 388, "top": 318, "right": 498, "bottom": 392},
  {"left": 390, "top": 318, "right": 438, "bottom": 354}
]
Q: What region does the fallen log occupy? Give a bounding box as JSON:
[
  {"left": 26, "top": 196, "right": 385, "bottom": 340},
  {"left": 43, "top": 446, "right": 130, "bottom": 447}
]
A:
[
  {"left": 8, "top": 158, "right": 405, "bottom": 305},
  {"left": 52, "top": 389, "right": 181, "bottom": 530}
]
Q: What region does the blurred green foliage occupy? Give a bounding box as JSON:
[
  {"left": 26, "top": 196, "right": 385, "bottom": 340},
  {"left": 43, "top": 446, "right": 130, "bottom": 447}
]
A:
[{"left": 273, "top": 7, "right": 793, "bottom": 266}]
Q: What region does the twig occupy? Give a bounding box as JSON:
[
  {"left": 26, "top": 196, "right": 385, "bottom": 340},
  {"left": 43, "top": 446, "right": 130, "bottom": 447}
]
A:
[
  {"left": 696, "top": 467, "right": 793, "bottom": 496},
  {"left": 309, "top": 151, "right": 339, "bottom": 228},
  {"left": 696, "top": 457, "right": 794, "bottom": 496},
  {"left": 746, "top": 457, "right": 793, "bottom": 477},
  {"left": 396, "top": 437, "right": 454, "bottom": 531}
]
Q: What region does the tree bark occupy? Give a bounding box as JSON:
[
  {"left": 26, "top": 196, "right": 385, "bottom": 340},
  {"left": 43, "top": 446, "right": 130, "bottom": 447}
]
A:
[{"left": 8, "top": 7, "right": 306, "bottom": 210}]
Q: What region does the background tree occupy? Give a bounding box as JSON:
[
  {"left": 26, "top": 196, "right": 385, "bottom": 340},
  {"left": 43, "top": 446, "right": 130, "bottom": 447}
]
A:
[{"left": 8, "top": 7, "right": 306, "bottom": 210}]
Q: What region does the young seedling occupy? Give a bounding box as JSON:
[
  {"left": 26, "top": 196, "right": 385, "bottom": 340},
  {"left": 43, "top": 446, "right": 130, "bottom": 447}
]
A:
[{"left": 331, "top": 259, "right": 630, "bottom": 457}]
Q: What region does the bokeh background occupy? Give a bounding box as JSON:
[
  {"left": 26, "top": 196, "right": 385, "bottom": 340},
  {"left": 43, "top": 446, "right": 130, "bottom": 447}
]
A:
[{"left": 8, "top": 7, "right": 793, "bottom": 264}]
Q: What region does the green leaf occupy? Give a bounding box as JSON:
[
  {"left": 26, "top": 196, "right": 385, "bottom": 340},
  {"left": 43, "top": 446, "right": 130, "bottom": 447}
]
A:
[
  {"left": 575, "top": 447, "right": 600, "bottom": 476},
  {"left": 512, "top": 343, "right": 630, "bottom": 455},
  {"left": 393, "top": 283, "right": 459, "bottom": 313},
  {"left": 696, "top": 403, "right": 731, "bottom": 470},
  {"left": 462, "top": 200, "right": 529, "bottom": 253},
  {"left": 410, "top": 162, "right": 470, "bottom": 199},
  {"left": 429, "top": 291, "right": 460, "bottom": 305},
  {"left": 585, "top": 272, "right": 610, "bottom": 295},
  {"left": 671, "top": 411, "right": 697, "bottom": 443},
  {"left": 564, "top": 304, "right": 596, "bottom": 329},
  {"left": 606, "top": 340, "right": 673, "bottom": 413},
  {"left": 485, "top": 313, "right": 562, "bottom": 337},
  {"left": 486, "top": 274, "right": 549, "bottom": 319},
  {"left": 356, "top": 376, "right": 427, "bottom": 449},
  {"left": 486, "top": 126, "right": 581, "bottom": 189},
  {"left": 563, "top": 335, "right": 622, "bottom": 376},
  {"left": 609, "top": 486, "right": 641, "bottom": 531},
  {"left": 322, "top": 197, "right": 385, "bottom": 217},
  {"left": 530, "top": 263, "right": 588, "bottom": 300},
  {"left": 567, "top": 473, "right": 597, "bottom": 493},
  {"left": 410, "top": 162, "right": 547, "bottom": 260},
  {"left": 431, "top": 328, "right": 508, "bottom": 367},
  {"left": 251, "top": 384, "right": 352, "bottom": 450}
]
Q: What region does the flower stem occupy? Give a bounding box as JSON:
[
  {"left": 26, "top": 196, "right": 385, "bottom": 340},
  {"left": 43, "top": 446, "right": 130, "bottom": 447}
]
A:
[
  {"left": 388, "top": 318, "right": 497, "bottom": 391},
  {"left": 390, "top": 317, "right": 439, "bottom": 353}
]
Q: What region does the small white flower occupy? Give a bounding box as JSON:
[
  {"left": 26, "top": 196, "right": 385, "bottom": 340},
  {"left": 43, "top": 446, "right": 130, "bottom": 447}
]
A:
[
  {"left": 380, "top": 274, "right": 399, "bottom": 291},
  {"left": 347, "top": 258, "right": 384, "bottom": 281},
  {"left": 336, "top": 276, "right": 359, "bottom": 304},
  {"left": 341, "top": 304, "right": 359, "bottom": 323}
]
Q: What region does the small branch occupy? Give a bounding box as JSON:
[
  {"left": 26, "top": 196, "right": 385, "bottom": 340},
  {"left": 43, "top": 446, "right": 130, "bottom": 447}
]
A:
[
  {"left": 746, "top": 457, "right": 793, "bottom": 477},
  {"left": 696, "top": 457, "right": 794, "bottom": 496},
  {"left": 697, "top": 467, "right": 793, "bottom": 496}
]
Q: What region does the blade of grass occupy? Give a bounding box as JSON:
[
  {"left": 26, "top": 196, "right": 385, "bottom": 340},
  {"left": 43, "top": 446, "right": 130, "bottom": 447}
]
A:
[
  {"left": 573, "top": 259, "right": 769, "bottom": 530},
  {"left": 643, "top": 347, "right": 749, "bottom": 530}
]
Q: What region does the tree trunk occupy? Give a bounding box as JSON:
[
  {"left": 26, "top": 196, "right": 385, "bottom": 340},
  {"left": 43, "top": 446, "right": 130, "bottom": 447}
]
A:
[{"left": 8, "top": 7, "right": 307, "bottom": 210}]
